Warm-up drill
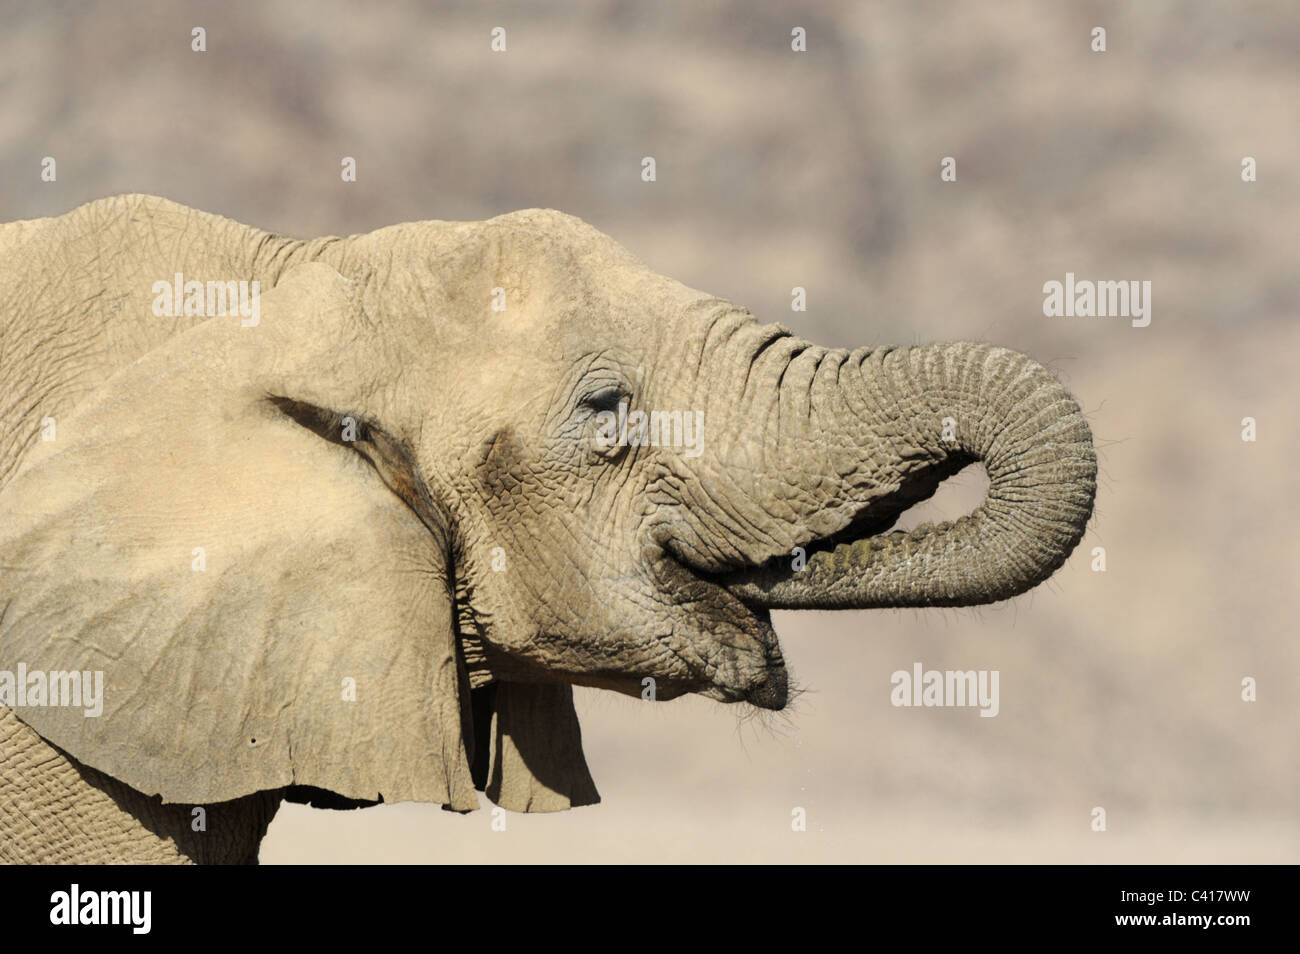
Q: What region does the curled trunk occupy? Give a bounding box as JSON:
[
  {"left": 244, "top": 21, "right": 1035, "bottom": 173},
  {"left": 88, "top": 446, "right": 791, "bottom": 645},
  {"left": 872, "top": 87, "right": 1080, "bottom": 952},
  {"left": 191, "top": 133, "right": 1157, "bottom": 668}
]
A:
[{"left": 722, "top": 341, "right": 1096, "bottom": 608}]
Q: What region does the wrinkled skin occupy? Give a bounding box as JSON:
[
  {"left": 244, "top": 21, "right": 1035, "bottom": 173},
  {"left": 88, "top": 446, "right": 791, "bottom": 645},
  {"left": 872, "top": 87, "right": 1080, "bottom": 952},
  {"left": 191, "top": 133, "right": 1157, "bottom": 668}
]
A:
[{"left": 0, "top": 196, "right": 1095, "bottom": 862}]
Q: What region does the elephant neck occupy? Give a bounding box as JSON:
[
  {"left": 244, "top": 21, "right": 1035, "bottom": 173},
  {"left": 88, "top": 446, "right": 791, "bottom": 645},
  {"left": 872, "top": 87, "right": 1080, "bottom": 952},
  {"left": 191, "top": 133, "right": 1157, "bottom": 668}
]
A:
[{"left": 0, "top": 706, "right": 282, "bottom": 864}]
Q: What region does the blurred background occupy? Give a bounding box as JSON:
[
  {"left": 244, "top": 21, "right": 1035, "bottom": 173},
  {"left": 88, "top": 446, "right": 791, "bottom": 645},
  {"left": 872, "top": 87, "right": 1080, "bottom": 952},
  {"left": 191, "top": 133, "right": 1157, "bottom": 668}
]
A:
[{"left": 2, "top": 0, "right": 1296, "bottom": 862}]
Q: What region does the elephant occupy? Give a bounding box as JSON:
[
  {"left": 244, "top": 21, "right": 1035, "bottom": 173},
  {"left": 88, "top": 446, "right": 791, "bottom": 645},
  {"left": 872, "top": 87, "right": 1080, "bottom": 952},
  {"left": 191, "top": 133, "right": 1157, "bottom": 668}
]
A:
[{"left": 0, "top": 194, "right": 1096, "bottom": 863}]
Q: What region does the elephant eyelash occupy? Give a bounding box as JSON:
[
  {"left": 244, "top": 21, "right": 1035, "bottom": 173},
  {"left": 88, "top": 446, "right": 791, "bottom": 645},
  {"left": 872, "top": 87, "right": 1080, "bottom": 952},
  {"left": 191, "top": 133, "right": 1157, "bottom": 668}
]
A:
[{"left": 579, "top": 385, "right": 629, "bottom": 414}]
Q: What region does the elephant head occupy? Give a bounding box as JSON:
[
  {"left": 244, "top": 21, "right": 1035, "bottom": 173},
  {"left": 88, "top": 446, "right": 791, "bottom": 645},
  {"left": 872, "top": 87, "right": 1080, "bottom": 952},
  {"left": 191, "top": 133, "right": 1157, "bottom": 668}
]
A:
[{"left": 0, "top": 199, "right": 1095, "bottom": 820}]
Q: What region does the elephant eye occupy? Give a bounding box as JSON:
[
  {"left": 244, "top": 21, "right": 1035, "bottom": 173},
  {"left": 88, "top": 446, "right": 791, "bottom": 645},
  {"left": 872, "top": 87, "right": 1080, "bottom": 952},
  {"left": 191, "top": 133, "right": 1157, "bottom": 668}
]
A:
[{"left": 580, "top": 386, "right": 628, "bottom": 414}]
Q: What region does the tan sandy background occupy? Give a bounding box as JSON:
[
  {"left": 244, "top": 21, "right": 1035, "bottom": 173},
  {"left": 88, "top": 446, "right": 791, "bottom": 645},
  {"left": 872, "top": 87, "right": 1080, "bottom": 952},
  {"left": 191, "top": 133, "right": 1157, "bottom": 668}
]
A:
[{"left": 2, "top": 0, "right": 1296, "bottom": 862}]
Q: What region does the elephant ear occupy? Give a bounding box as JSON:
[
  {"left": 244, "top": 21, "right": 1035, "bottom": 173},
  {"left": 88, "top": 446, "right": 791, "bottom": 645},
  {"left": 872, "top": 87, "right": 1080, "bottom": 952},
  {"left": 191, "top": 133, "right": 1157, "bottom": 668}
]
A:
[
  {"left": 0, "top": 262, "right": 484, "bottom": 808},
  {"left": 480, "top": 682, "right": 600, "bottom": 812}
]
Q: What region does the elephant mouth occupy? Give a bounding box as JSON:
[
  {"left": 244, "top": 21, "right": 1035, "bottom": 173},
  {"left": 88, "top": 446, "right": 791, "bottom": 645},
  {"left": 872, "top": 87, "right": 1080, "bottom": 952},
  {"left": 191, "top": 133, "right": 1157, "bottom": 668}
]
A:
[
  {"left": 651, "top": 494, "right": 930, "bottom": 709},
  {"left": 691, "top": 605, "right": 788, "bottom": 710},
  {"left": 457, "top": 547, "right": 790, "bottom": 710},
  {"left": 654, "top": 545, "right": 790, "bottom": 710}
]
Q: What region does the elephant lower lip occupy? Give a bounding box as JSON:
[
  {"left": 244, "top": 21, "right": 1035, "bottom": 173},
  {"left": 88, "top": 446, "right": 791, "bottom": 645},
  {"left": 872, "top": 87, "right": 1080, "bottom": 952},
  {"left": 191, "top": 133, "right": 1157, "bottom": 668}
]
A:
[
  {"left": 737, "top": 607, "right": 788, "bottom": 710},
  {"left": 654, "top": 546, "right": 790, "bottom": 709}
]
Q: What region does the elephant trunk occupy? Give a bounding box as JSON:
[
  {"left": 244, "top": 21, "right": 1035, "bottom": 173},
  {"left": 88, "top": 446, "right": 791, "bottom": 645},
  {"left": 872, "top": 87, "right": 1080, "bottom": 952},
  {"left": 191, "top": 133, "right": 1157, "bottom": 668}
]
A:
[{"left": 720, "top": 340, "right": 1096, "bottom": 608}]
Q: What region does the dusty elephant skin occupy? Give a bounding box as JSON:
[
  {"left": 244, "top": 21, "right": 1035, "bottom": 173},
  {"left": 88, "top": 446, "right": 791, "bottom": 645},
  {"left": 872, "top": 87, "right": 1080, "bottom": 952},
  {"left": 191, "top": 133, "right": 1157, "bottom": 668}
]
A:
[{"left": 0, "top": 195, "right": 1096, "bottom": 863}]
